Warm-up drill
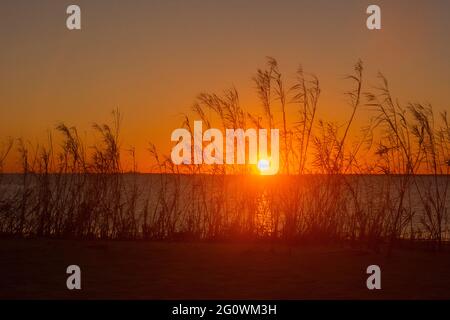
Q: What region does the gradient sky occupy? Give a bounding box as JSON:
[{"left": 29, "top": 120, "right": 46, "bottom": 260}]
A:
[{"left": 0, "top": 0, "right": 449, "bottom": 172}]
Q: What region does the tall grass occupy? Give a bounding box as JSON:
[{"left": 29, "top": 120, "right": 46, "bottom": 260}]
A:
[{"left": 0, "top": 59, "right": 448, "bottom": 253}]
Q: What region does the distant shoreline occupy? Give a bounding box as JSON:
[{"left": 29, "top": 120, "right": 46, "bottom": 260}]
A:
[{"left": 1, "top": 172, "right": 449, "bottom": 176}]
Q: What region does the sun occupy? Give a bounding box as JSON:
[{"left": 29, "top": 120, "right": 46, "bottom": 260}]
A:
[{"left": 257, "top": 159, "right": 270, "bottom": 174}]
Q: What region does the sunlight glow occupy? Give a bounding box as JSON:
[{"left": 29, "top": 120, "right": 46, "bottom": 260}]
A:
[{"left": 257, "top": 159, "right": 270, "bottom": 173}]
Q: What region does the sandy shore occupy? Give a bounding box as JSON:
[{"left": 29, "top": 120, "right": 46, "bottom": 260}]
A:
[{"left": 0, "top": 239, "right": 449, "bottom": 299}]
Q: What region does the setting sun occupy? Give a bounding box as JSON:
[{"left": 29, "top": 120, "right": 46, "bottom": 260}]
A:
[
  {"left": 0, "top": 0, "right": 449, "bottom": 304},
  {"left": 257, "top": 159, "right": 270, "bottom": 173}
]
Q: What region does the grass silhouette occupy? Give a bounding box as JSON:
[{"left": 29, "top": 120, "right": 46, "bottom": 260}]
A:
[{"left": 0, "top": 59, "right": 448, "bottom": 255}]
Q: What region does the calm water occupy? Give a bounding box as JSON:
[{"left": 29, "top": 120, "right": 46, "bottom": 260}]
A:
[{"left": 0, "top": 174, "right": 449, "bottom": 239}]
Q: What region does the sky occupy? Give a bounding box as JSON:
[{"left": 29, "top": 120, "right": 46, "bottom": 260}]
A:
[{"left": 0, "top": 0, "right": 449, "bottom": 172}]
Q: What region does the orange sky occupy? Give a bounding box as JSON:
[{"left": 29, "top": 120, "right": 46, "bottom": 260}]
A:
[{"left": 0, "top": 0, "right": 449, "bottom": 172}]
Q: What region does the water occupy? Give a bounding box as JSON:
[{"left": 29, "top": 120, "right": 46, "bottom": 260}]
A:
[{"left": 0, "top": 174, "right": 449, "bottom": 240}]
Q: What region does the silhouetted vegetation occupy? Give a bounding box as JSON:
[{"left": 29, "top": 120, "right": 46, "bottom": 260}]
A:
[{"left": 0, "top": 59, "right": 448, "bottom": 253}]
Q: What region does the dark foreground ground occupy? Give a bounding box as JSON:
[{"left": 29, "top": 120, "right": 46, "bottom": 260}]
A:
[{"left": 0, "top": 239, "right": 449, "bottom": 299}]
